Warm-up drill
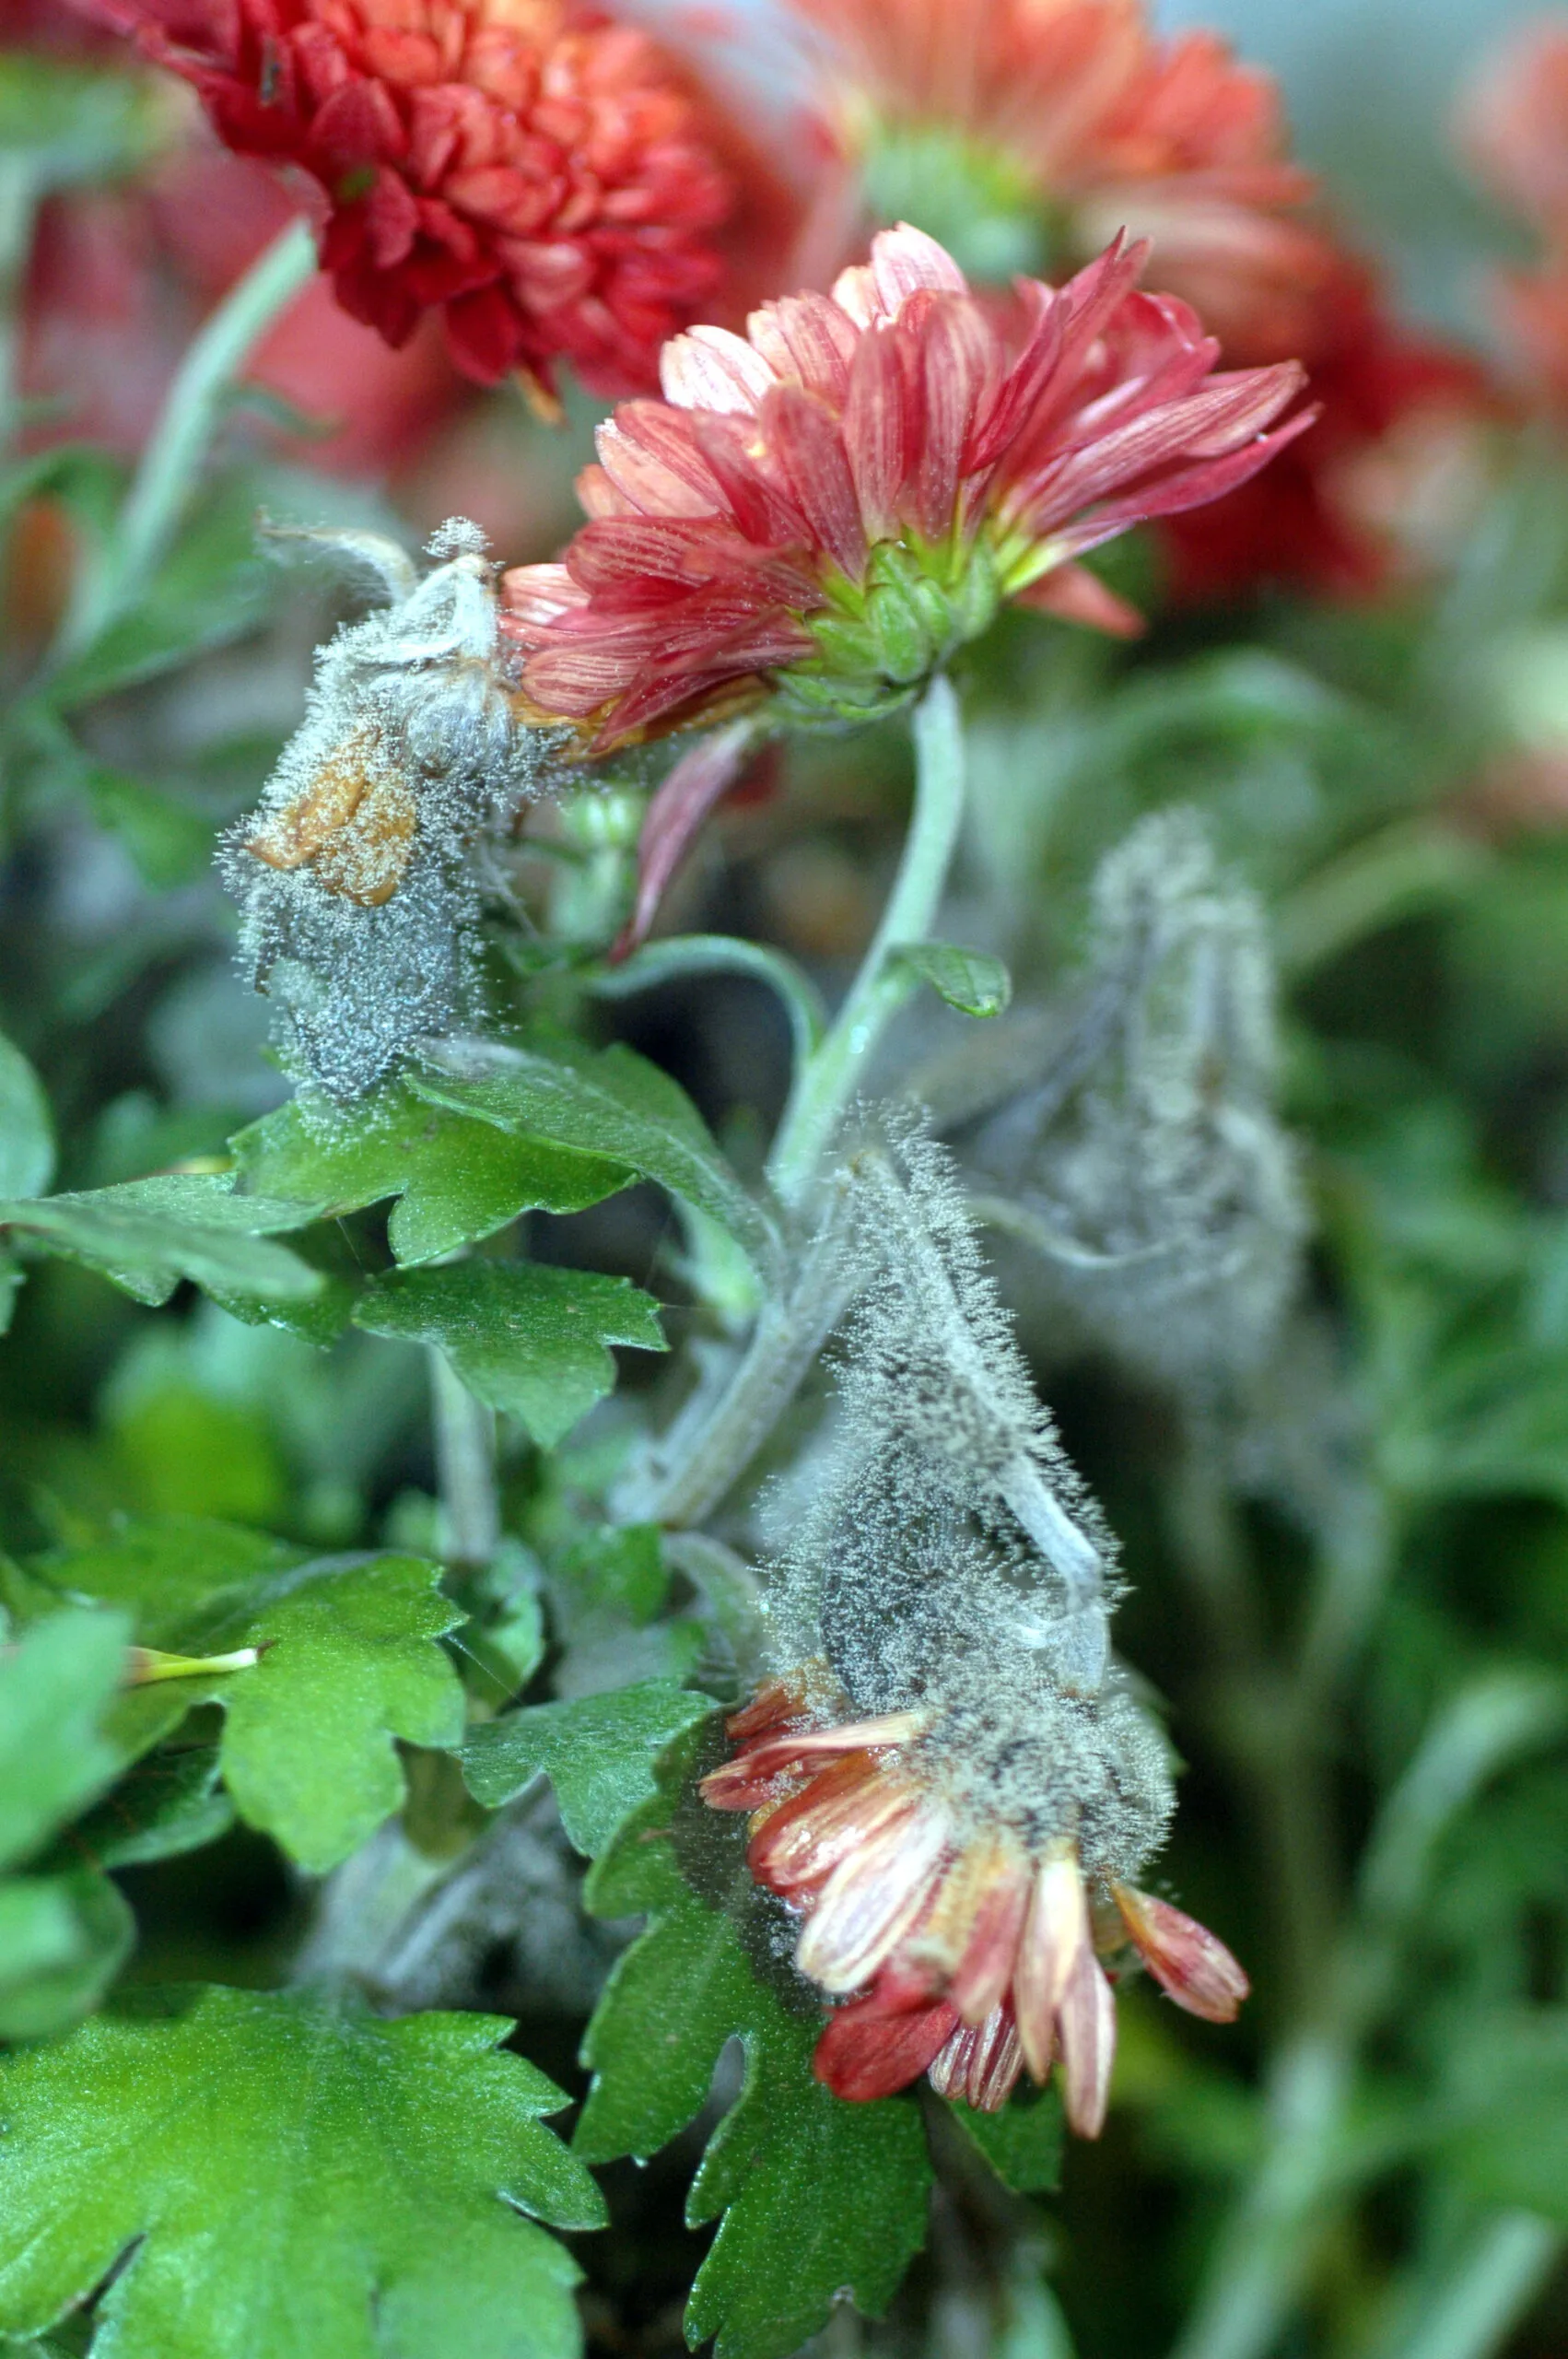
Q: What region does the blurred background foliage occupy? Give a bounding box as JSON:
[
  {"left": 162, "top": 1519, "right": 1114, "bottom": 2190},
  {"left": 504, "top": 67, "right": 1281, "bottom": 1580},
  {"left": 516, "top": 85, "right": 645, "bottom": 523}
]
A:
[{"left": 6, "top": 2, "right": 1568, "bottom": 2357}]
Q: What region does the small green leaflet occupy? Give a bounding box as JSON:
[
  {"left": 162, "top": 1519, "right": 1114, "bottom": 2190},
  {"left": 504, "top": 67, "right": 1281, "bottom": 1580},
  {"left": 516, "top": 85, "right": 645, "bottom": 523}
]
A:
[
  {"left": 575, "top": 1725, "right": 933, "bottom": 2359},
  {"left": 355, "top": 1261, "right": 666, "bottom": 1449},
  {"left": 0, "top": 1027, "right": 55, "bottom": 1197},
  {"left": 414, "top": 1037, "right": 781, "bottom": 1284},
  {"left": 0, "top": 1607, "right": 135, "bottom": 2039},
  {"left": 0, "top": 1985, "right": 605, "bottom": 2359},
  {"left": 29, "top": 1521, "right": 464, "bottom": 1873},
  {"left": 944, "top": 2084, "right": 1063, "bottom": 2194},
  {"left": 893, "top": 942, "right": 1013, "bottom": 1019},
  {"left": 0, "top": 1173, "right": 322, "bottom": 1308},
  {"left": 70, "top": 1744, "right": 235, "bottom": 1870},
  {"left": 461, "top": 1680, "right": 714, "bottom": 1857},
  {"left": 231, "top": 1080, "right": 631, "bottom": 1265}
]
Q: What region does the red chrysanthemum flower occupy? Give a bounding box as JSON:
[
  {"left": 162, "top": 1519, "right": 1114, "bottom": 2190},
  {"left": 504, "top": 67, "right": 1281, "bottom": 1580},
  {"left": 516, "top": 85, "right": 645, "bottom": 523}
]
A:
[
  {"left": 98, "top": 0, "right": 752, "bottom": 401},
  {"left": 499, "top": 222, "right": 1310, "bottom": 750},
  {"left": 701, "top": 1677, "right": 1247, "bottom": 2130},
  {"left": 785, "top": 0, "right": 1337, "bottom": 367},
  {"left": 1161, "top": 253, "right": 1497, "bottom": 601}
]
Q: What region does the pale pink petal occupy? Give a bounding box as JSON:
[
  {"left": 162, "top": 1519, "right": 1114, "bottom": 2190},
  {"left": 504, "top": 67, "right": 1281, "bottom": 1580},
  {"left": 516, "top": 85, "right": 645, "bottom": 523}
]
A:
[
  {"left": 870, "top": 222, "right": 969, "bottom": 314},
  {"left": 843, "top": 321, "right": 915, "bottom": 543},
  {"left": 1057, "top": 1940, "right": 1117, "bottom": 2138},
  {"left": 746, "top": 290, "right": 860, "bottom": 404},
  {"left": 1012, "top": 1845, "right": 1087, "bottom": 2080},
  {"left": 661, "top": 323, "right": 778, "bottom": 415},
  {"left": 595, "top": 402, "right": 726, "bottom": 518},
  {"left": 1014, "top": 562, "right": 1147, "bottom": 638},
  {"left": 613, "top": 719, "right": 759, "bottom": 957},
  {"left": 763, "top": 383, "right": 869, "bottom": 581},
  {"left": 796, "top": 1803, "right": 953, "bottom": 1992}
]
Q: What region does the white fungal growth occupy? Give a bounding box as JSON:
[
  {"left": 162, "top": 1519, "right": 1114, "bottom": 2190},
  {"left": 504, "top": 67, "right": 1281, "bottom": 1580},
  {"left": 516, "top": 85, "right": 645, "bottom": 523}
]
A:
[
  {"left": 966, "top": 808, "right": 1307, "bottom": 1393},
  {"left": 223, "top": 522, "right": 562, "bottom": 1101},
  {"left": 765, "top": 1115, "right": 1173, "bottom": 1882}
]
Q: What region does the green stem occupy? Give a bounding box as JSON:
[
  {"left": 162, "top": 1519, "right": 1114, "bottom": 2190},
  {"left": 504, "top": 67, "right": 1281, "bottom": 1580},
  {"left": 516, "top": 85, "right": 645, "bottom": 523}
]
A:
[
  {"left": 1370, "top": 2213, "right": 1560, "bottom": 2359},
  {"left": 55, "top": 215, "right": 317, "bottom": 660},
  {"left": 429, "top": 1350, "right": 500, "bottom": 1568},
  {"left": 766, "top": 672, "right": 966, "bottom": 1210},
  {"left": 0, "top": 155, "right": 39, "bottom": 448}
]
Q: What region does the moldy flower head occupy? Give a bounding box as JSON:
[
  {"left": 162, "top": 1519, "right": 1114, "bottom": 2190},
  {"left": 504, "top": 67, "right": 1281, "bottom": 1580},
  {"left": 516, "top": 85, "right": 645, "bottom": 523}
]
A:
[
  {"left": 500, "top": 222, "right": 1310, "bottom": 750},
  {"left": 702, "top": 1671, "right": 1247, "bottom": 2130},
  {"left": 110, "top": 0, "right": 745, "bottom": 401},
  {"left": 785, "top": 0, "right": 1336, "bottom": 365}
]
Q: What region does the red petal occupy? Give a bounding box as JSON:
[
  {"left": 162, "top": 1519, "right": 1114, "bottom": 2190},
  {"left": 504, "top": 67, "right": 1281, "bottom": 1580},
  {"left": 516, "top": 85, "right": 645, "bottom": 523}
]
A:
[
  {"left": 1112, "top": 1885, "right": 1251, "bottom": 2023},
  {"left": 1016, "top": 564, "right": 1147, "bottom": 639},
  {"left": 814, "top": 1993, "right": 959, "bottom": 2102},
  {"left": 762, "top": 383, "right": 868, "bottom": 581},
  {"left": 613, "top": 720, "right": 761, "bottom": 957}
]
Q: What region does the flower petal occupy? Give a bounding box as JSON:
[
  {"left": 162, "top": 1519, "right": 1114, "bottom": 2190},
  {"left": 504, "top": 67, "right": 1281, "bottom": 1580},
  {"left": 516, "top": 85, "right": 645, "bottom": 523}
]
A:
[
  {"left": 1012, "top": 1844, "right": 1087, "bottom": 2080},
  {"left": 1112, "top": 1884, "right": 1250, "bottom": 2022},
  {"left": 1057, "top": 1939, "right": 1117, "bottom": 2139},
  {"left": 814, "top": 1990, "right": 959, "bottom": 2102},
  {"left": 796, "top": 1801, "right": 953, "bottom": 1992}
]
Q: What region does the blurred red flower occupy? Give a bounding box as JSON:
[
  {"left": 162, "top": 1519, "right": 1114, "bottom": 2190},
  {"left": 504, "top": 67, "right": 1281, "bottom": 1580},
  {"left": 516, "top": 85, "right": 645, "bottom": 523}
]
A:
[
  {"left": 785, "top": 0, "right": 1337, "bottom": 367},
  {"left": 1459, "top": 18, "right": 1568, "bottom": 423},
  {"left": 95, "top": 0, "right": 771, "bottom": 403},
  {"left": 501, "top": 221, "right": 1309, "bottom": 749},
  {"left": 1162, "top": 254, "right": 1497, "bottom": 601}
]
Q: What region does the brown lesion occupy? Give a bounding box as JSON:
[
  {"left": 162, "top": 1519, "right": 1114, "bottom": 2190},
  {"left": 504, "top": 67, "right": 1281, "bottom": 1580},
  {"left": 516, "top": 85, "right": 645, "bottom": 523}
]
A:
[{"left": 244, "top": 723, "right": 419, "bottom": 908}]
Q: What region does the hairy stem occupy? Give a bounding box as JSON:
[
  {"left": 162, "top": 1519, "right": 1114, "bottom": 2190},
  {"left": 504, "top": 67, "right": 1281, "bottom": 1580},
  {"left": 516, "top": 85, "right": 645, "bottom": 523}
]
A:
[
  {"left": 429, "top": 1350, "right": 500, "bottom": 1568},
  {"left": 766, "top": 672, "right": 966, "bottom": 1210},
  {"left": 56, "top": 215, "right": 317, "bottom": 659}
]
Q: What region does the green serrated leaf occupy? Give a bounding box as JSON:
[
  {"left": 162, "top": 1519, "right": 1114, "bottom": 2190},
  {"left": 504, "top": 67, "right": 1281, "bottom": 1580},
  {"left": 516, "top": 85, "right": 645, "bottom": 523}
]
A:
[
  {"left": 413, "top": 1038, "right": 780, "bottom": 1282},
  {"left": 0, "top": 1174, "right": 323, "bottom": 1308},
  {"left": 0, "top": 1028, "right": 55, "bottom": 1198},
  {"left": 232, "top": 1081, "right": 630, "bottom": 1266},
  {"left": 29, "top": 1523, "right": 465, "bottom": 1872},
  {"left": 354, "top": 1261, "right": 666, "bottom": 1449},
  {"left": 0, "top": 1608, "right": 135, "bottom": 2038},
  {"left": 460, "top": 1680, "right": 713, "bottom": 1856},
  {"left": 893, "top": 942, "right": 1012, "bottom": 1018},
  {"left": 944, "top": 2083, "right": 1064, "bottom": 2193},
  {"left": 0, "top": 1984, "right": 605, "bottom": 2359},
  {"left": 575, "top": 1727, "right": 933, "bottom": 2359}
]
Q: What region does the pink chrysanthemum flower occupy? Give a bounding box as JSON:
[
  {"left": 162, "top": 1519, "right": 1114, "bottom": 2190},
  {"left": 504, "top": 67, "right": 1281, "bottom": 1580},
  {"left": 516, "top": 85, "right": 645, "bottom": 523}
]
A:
[
  {"left": 701, "top": 1674, "right": 1248, "bottom": 2133},
  {"left": 100, "top": 0, "right": 758, "bottom": 402},
  {"left": 500, "top": 222, "right": 1309, "bottom": 750},
  {"left": 785, "top": 0, "right": 1337, "bottom": 367}
]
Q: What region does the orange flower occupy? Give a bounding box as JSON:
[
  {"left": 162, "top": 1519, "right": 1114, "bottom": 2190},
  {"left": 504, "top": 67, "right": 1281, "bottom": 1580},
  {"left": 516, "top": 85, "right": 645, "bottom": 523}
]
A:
[
  {"left": 100, "top": 0, "right": 752, "bottom": 402},
  {"left": 500, "top": 222, "right": 1309, "bottom": 749},
  {"left": 702, "top": 1676, "right": 1247, "bottom": 2132},
  {"left": 786, "top": 0, "right": 1337, "bottom": 365}
]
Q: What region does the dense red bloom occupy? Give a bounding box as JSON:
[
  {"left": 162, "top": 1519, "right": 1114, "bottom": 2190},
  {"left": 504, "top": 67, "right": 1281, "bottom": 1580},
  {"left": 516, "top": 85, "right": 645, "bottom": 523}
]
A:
[
  {"left": 1161, "top": 255, "right": 1496, "bottom": 601},
  {"left": 99, "top": 0, "right": 750, "bottom": 399},
  {"left": 500, "top": 223, "right": 1309, "bottom": 748},
  {"left": 786, "top": 0, "right": 1337, "bottom": 367},
  {"left": 702, "top": 1678, "right": 1247, "bottom": 2130}
]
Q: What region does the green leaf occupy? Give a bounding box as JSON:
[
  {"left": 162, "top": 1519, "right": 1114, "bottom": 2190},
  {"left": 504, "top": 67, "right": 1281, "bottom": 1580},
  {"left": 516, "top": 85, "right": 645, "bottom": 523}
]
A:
[
  {"left": 893, "top": 942, "right": 1012, "bottom": 1019},
  {"left": 79, "top": 764, "right": 212, "bottom": 890},
  {"left": 0, "top": 1984, "right": 605, "bottom": 2359},
  {"left": 0, "top": 1174, "right": 323, "bottom": 1308},
  {"left": 944, "top": 2084, "right": 1063, "bottom": 2193},
  {"left": 232, "top": 1081, "right": 630, "bottom": 1266},
  {"left": 30, "top": 1523, "right": 465, "bottom": 1872},
  {"left": 576, "top": 1727, "right": 932, "bottom": 2359},
  {"left": 0, "top": 1608, "right": 136, "bottom": 2038},
  {"left": 414, "top": 1038, "right": 781, "bottom": 1283},
  {"left": 1444, "top": 2011, "right": 1568, "bottom": 2221},
  {"left": 0, "top": 1607, "right": 128, "bottom": 1869},
  {"left": 354, "top": 1261, "right": 666, "bottom": 1449},
  {"left": 70, "top": 1745, "right": 235, "bottom": 1870},
  {"left": 460, "top": 1680, "right": 713, "bottom": 1856},
  {"left": 0, "top": 1028, "right": 54, "bottom": 1197}
]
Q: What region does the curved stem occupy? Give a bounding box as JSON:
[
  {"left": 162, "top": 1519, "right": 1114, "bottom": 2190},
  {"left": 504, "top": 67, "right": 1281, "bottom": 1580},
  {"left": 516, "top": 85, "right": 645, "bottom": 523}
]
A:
[
  {"left": 429, "top": 1349, "right": 500, "bottom": 1569},
  {"left": 56, "top": 216, "right": 317, "bottom": 660},
  {"left": 766, "top": 672, "right": 966, "bottom": 1210}
]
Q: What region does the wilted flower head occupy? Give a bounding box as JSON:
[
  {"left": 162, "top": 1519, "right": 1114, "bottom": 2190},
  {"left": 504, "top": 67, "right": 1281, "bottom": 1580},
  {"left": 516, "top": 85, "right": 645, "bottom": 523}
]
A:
[
  {"left": 786, "top": 0, "right": 1335, "bottom": 365},
  {"left": 108, "top": 0, "right": 747, "bottom": 401},
  {"left": 500, "top": 222, "right": 1310, "bottom": 750},
  {"left": 703, "top": 1674, "right": 1246, "bottom": 2126},
  {"left": 963, "top": 809, "right": 1305, "bottom": 1391},
  {"left": 228, "top": 519, "right": 553, "bottom": 1098},
  {"left": 699, "top": 1118, "right": 1246, "bottom": 2126}
]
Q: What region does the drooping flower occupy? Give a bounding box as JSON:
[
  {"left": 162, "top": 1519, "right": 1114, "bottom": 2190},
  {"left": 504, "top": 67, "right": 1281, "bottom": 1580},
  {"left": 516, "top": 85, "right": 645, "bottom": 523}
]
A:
[
  {"left": 500, "top": 222, "right": 1310, "bottom": 750},
  {"left": 784, "top": 0, "right": 1337, "bottom": 366},
  {"left": 701, "top": 1671, "right": 1247, "bottom": 2128},
  {"left": 1161, "top": 252, "right": 1497, "bottom": 601},
  {"left": 98, "top": 0, "right": 756, "bottom": 402}
]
